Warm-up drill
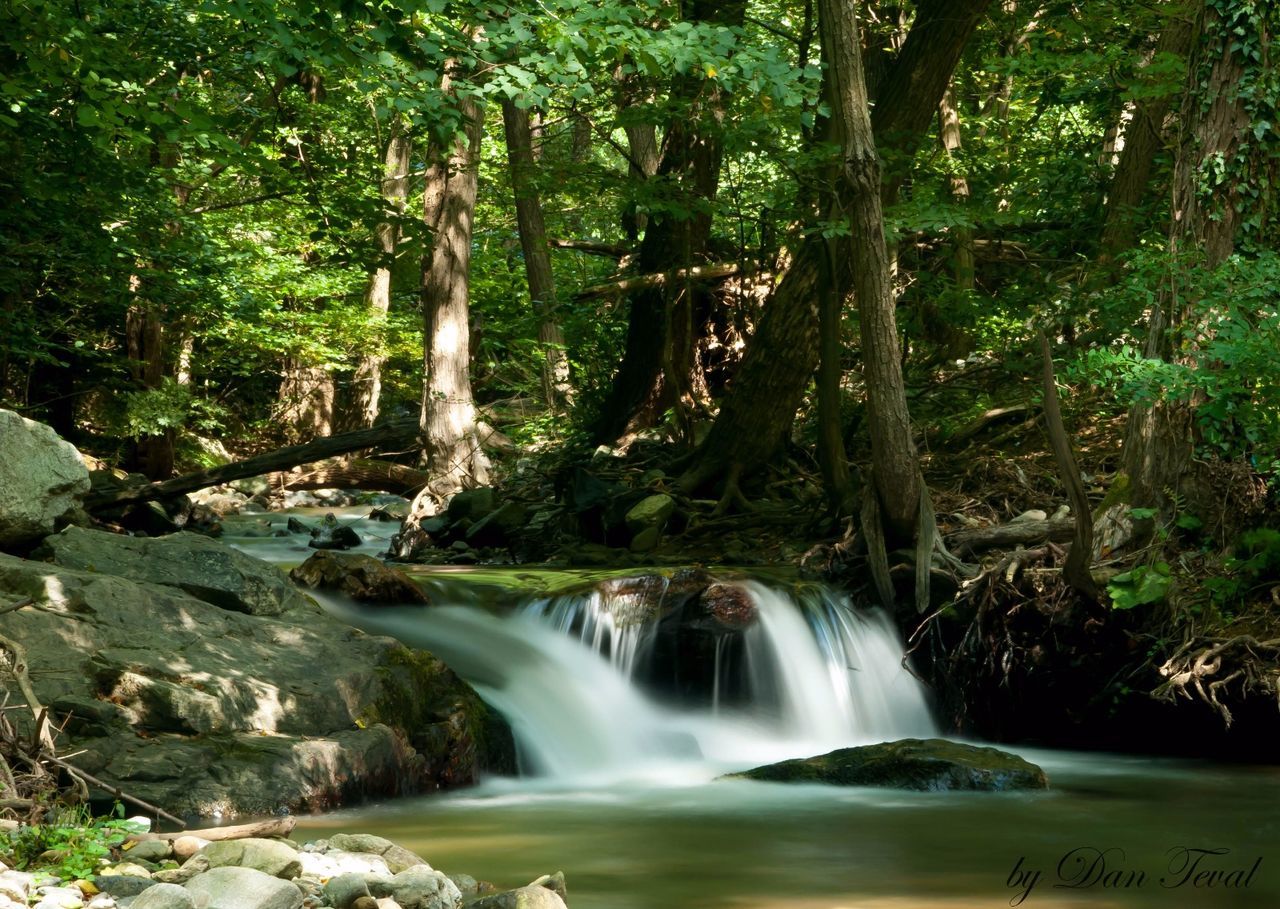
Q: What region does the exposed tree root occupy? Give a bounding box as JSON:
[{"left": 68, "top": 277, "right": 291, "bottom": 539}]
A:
[{"left": 1154, "top": 635, "right": 1280, "bottom": 727}]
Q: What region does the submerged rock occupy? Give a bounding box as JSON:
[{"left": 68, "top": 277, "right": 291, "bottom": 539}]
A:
[
  {"left": 290, "top": 551, "right": 428, "bottom": 605},
  {"left": 309, "top": 513, "right": 362, "bottom": 550},
  {"left": 729, "top": 738, "right": 1048, "bottom": 791},
  {"left": 0, "top": 408, "right": 90, "bottom": 549}
]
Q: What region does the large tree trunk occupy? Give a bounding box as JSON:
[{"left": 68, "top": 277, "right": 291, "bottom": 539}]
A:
[
  {"left": 416, "top": 80, "right": 490, "bottom": 507},
  {"left": 591, "top": 0, "right": 748, "bottom": 444},
  {"left": 1116, "top": 0, "right": 1258, "bottom": 539},
  {"left": 502, "top": 99, "right": 571, "bottom": 409},
  {"left": 277, "top": 357, "right": 336, "bottom": 441},
  {"left": 679, "top": 0, "right": 991, "bottom": 491},
  {"left": 344, "top": 124, "right": 412, "bottom": 430},
  {"left": 1098, "top": 9, "right": 1197, "bottom": 261},
  {"left": 820, "top": 0, "right": 920, "bottom": 538}
]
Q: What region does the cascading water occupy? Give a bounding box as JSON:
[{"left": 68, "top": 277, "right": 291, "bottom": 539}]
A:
[{"left": 320, "top": 574, "right": 936, "bottom": 786}]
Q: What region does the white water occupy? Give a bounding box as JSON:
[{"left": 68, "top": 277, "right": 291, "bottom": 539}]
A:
[{"left": 321, "top": 576, "right": 936, "bottom": 787}]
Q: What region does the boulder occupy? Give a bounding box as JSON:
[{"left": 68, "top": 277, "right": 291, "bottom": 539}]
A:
[
  {"left": 323, "top": 835, "right": 428, "bottom": 874},
  {"left": 0, "top": 409, "right": 90, "bottom": 548},
  {"left": 184, "top": 867, "right": 302, "bottom": 909},
  {"left": 129, "top": 883, "right": 197, "bottom": 909},
  {"left": 623, "top": 494, "right": 675, "bottom": 536},
  {"left": 729, "top": 738, "right": 1049, "bottom": 791},
  {"left": 323, "top": 873, "right": 372, "bottom": 909},
  {"left": 124, "top": 839, "right": 174, "bottom": 864},
  {"left": 290, "top": 552, "right": 428, "bottom": 605},
  {"left": 37, "top": 527, "right": 310, "bottom": 616},
  {"left": 309, "top": 514, "right": 362, "bottom": 551},
  {"left": 385, "top": 867, "right": 460, "bottom": 909},
  {"left": 446, "top": 488, "right": 496, "bottom": 523},
  {"left": 94, "top": 876, "right": 156, "bottom": 899},
  {"left": 0, "top": 552, "right": 504, "bottom": 817},
  {"left": 693, "top": 583, "right": 756, "bottom": 630},
  {"left": 199, "top": 839, "right": 302, "bottom": 879},
  {"left": 468, "top": 887, "right": 566, "bottom": 909}
]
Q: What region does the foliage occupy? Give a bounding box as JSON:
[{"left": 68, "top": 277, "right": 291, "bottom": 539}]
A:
[
  {"left": 0, "top": 804, "right": 145, "bottom": 881},
  {"left": 1107, "top": 560, "right": 1172, "bottom": 611}
]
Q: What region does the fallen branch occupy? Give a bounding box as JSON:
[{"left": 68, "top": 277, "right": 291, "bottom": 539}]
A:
[
  {"left": 129, "top": 816, "right": 295, "bottom": 843},
  {"left": 86, "top": 417, "right": 419, "bottom": 511},
  {"left": 263, "top": 458, "right": 429, "bottom": 495},
  {"left": 945, "top": 517, "right": 1076, "bottom": 557},
  {"left": 575, "top": 263, "right": 748, "bottom": 301},
  {"left": 549, "top": 238, "right": 631, "bottom": 258},
  {"left": 43, "top": 754, "right": 185, "bottom": 829},
  {"left": 947, "top": 404, "right": 1037, "bottom": 446}
]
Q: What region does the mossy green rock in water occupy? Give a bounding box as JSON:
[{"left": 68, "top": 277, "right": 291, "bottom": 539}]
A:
[{"left": 730, "top": 738, "right": 1048, "bottom": 791}]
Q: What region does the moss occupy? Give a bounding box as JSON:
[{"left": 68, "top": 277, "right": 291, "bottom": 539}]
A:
[{"left": 1093, "top": 472, "right": 1131, "bottom": 521}]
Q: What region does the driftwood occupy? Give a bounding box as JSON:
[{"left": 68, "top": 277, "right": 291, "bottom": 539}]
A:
[
  {"left": 129, "top": 816, "right": 296, "bottom": 844},
  {"left": 85, "top": 417, "right": 419, "bottom": 511},
  {"left": 945, "top": 517, "right": 1077, "bottom": 557},
  {"left": 574, "top": 263, "right": 747, "bottom": 301}
]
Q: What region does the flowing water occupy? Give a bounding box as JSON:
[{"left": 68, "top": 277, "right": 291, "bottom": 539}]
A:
[{"left": 229, "top": 513, "right": 1280, "bottom": 908}]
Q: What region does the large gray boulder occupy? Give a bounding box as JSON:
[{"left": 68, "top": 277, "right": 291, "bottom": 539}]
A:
[
  {"left": 199, "top": 839, "right": 302, "bottom": 879},
  {"left": 0, "top": 409, "right": 90, "bottom": 548},
  {"left": 38, "top": 527, "right": 310, "bottom": 616},
  {"left": 184, "top": 867, "right": 302, "bottom": 909},
  {"left": 0, "top": 550, "right": 504, "bottom": 817},
  {"left": 729, "top": 738, "right": 1048, "bottom": 791}
]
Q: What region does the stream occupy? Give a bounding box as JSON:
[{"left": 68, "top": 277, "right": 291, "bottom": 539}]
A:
[{"left": 224, "top": 510, "right": 1280, "bottom": 909}]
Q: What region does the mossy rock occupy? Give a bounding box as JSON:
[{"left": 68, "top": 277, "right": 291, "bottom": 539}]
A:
[{"left": 727, "top": 738, "right": 1048, "bottom": 791}]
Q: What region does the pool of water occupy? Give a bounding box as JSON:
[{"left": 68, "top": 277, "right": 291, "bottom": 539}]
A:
[{"left": 298, "top": 748, "right": 1278, "bottom": 909}]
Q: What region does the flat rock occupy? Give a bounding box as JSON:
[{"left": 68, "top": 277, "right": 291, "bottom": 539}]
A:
[
  {"left": 290, "top": 552, "right": 427, "bottom": 605},
  {"left": 728, "top": 738, "right": 1049, "bottom": 791},
  {"left": 38, "top": 526, "right": 310, "bottom": 616}
]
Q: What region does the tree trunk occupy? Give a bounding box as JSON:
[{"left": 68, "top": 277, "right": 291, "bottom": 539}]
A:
[
  {"left": 1098, "top": 10, "right": 1197, "bottom": 261},
  {"left": 591, "top": 0, "right": 748, "bottom": 444},
  {"left": 821, "top": 0, "right": 920, "bottom": 539},
  {"left": 344, "top": 124, "right": 412, "bottom": 430},
  {"left": 938, "top": 86, "right": 976, "bottom": 292},
  {"left": 1120, "top": 1, "right": 1258, "bottom": 532},
  {"left": 678, "top": 0, "right": 990, "bottom": 491},
  {"left": 417, "top": 79, "right": 490, "bottom": 507},
  {"left": 277, "top": 357, "right": 336, "bottom": 441},
  {"left": 502, "top": 99, "right": 571, "bottom": 408}
]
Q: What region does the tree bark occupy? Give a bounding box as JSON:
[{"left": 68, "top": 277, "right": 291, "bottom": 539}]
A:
[
  {"left": 417, "top": 76, "right": 490, "bottom": 505},
  {"left": 344, "top": 124, "right": 412, "bottom": 430},
  {"left": 591, "top": 0, "right": 748, "bottom": 444},
  {"left": 1098, "top": 9, "right": 1197, "bottom": 261},
  {"left": 679, "top": 0, "right": 991, "bottom": 492},
  {"left": 277, "top": 357, "right": 335, "bottom": 442},
  {"left": 502, "top": 99, "right": 571, "bottom": 408},
  {"left": 938, "top": 86, "right": 976, "bottom": 292}
]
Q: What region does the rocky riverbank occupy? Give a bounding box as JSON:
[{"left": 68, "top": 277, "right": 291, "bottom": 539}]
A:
[{"left": 0, "top": 823, "right": 567, "bottom": 909}]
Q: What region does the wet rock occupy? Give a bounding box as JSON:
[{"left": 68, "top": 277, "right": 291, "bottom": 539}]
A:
[
  {"left": 323, "top": 836, "right": 428, "bottom": 875},
  {"left": 367, "top": 505, "right": 407, "bottom": 523},
  {"left": 729, "top": 738, "right": 1049, "bottom": 791},
  {"left": 286, "top": 517, "right": 311, "bottom": 535},
  {"left": 290, "top": 552, "right": 428, "bottom": 605},
  {"left": 38, "top": 526, "right": 310, "bottom": 617},
  {"left": 309, "top": 514, "right": 362, "bottom": 551},
  {"left": 694, "top": 583, "right": 756, "bottom": 630},
  {"left": 184, "top": 867, "right": 303, "bottom": 909},
  {"left": 0, "top": 408, "right": 90, "bottom": 548}
]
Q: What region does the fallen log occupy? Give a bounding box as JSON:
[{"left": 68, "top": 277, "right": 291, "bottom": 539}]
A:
[
  {"left": 574, "top": 262, "right": 748, "bottom": 301},
  {"left": 85, "top": 417, "right": 419, "bottom": 512},
  {"left": 945, "top": 517, "right": 1076, "bottom": 557},
  {"left": 549, "top": 238, "right": 631, "bottom": 258},
  {"left": 263, "top": 458, "right": 429, "bottom": 495},
  {"left": 129, "top": 816, "right": 295, "bottom": 843}
]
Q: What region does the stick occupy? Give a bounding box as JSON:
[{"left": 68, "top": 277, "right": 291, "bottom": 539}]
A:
[{"left": 129, "top": 816, "right": 296, "bottom": 843}]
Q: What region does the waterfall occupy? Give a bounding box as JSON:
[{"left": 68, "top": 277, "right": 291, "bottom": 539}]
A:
[{"left": 320, "top": 576, "right": 936, "bottom": 785}]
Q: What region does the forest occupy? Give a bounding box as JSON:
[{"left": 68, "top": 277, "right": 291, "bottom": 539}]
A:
[{"left": 0, "top": 0, "right": 1278, "bottom": 905}]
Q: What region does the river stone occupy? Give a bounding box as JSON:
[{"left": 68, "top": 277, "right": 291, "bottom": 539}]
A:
[
  {"left": 184, "top": 868, "right": 302, "bottom": 909},
  {"left": 468, "top": 887, "right": 567, "bottom": 909},
  {"left": 38, "top": 526, "right": 310, "bottom": 616},
  {"left": 0, "top": 552, "right": 501, "bottom": 817},
  {"left": 623, "top": 494, "right": 676, "bottom": 535},
  {"left": 297, "top": 851, "right": 391, "bottom": 879},
  {"left": 101, "top": 862, "right": 151, "bottom": 879},
  {"left": 199, "top": 839, "right": 301, "bottom": 879},
  {"left": 129, "top": 883, "right": 197, "bottom": 909},
  {"left": 94, "top": 876, "right": 156, "bottom": 899},
  {"left": 322, "top": 874, "right": 371, "bottom": 909},
  {"left": 309, "top": 514, "right": 362, "bottom": 551},
  {"left": 290, "top": 552, "right": 428, "bottom": 605},
  {"left": 32, "top": 886, "right": 85, "bottom": 909},
  {"left": 386, "top": 868, "right": 459, "bottom": 909},
  {"left": 123, "top": 839, "right": 174, "bottom": 863},
  {"left": 172, "top": 837, "right": 211, "bottom": 861},
  {"left": 0, "top": 409, "right": 90, "bottom": 548},
  {"left": 325, "top": 836, "right": 428, "bottom": 874},
  {"left": 527, "top": 873, "right": 566, "bottom": 902},
  {"left": 152, "top": 856, "right": 210, "bottom": 886},
  {"left": 730, "top": 738, "right": 1049, "bottom": 791}
]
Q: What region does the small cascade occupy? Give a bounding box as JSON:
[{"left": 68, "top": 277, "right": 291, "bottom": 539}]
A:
[{"left": 319, "top": 572, "right": 936, "bottom": 785}]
